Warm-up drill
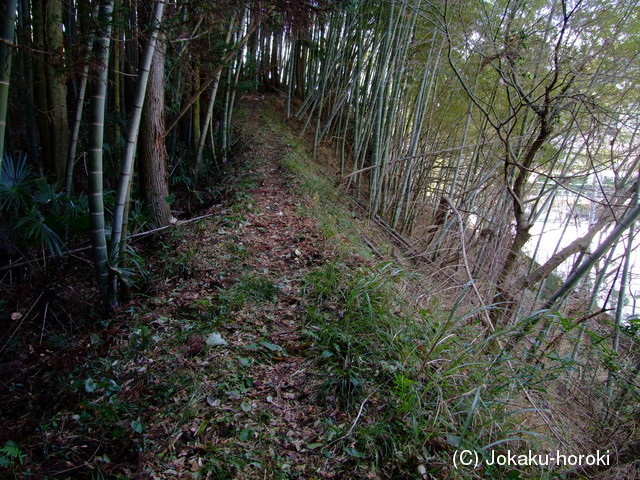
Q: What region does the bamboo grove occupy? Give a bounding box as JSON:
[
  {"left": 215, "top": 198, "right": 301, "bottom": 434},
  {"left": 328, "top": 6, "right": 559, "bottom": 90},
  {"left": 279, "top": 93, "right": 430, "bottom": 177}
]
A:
[
  {"left": 283, "top": 0, "right": 640, "bottom": 451},
  {"left": 0, "top": 0, "right": 639, "bottom": 464},
  {"left": 287, "top": 2, "right": 640, "bottom": 335},
  {"left": 0, "top": 0, "right": 323, "bottom": 307},
  {"left": 290, "top": 0, "right": 640, "bottom": 323}
]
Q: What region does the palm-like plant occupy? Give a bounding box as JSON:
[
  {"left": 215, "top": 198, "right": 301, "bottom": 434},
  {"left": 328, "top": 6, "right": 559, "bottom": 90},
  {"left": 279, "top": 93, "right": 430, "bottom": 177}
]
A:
[
  {"left": 0, "top": 153, "right": 32, "bottom": 213},
  {"left": 0, "top": 154, "right": 87, "bottom": 258}
]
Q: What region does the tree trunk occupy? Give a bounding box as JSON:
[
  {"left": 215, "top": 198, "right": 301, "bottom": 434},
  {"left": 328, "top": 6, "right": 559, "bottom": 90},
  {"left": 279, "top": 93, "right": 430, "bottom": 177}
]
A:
[
  {"left": 111, "top": 0, "right": 121, "bottom": 147},
  {"left": 165, "top": 19, "right": 257, "bottom": 143},
  {"left": 492, "top": 118, "right": 552, "bottom": 323},
  {"left": 138, "top": 35, "right": 173, "bottom": 227},
  {"left": 16, "top": 0, "right": 38, "bottom": 162},
  {"left": 193, "top": 18, "right": 238, "bottom": 173},
  {"left": 193, "top": 70, "right": 222, "bottom": 173},
  {"left": 498, "top": 119, "right": 551, "bottom": 286},
  {"left": 45, "top": 0, "right": 69, "bottom": 181},
  {"left": 512, "top": 183, "right": 637, "bottom": 293}
]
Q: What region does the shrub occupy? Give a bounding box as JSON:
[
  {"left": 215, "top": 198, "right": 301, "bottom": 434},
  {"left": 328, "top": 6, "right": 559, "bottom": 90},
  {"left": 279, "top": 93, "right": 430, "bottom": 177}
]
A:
[{"left": 0, "top": 154, "right": 88, "bottom": 258}]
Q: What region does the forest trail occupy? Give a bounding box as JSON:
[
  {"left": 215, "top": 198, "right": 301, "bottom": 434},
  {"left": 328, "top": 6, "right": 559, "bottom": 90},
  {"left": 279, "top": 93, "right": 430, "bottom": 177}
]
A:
[
  {"left": 134, "top": 97, "right": 353, "bottom": 478},
  {"left": 1, "top": 97, "right": 437, "bottom": 480}
]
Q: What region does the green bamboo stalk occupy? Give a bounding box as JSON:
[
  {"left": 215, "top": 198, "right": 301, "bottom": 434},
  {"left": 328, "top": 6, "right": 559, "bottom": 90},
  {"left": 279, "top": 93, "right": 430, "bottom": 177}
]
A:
[
  {"left": 570, "top": 245, "right": 616, "bottom": 362},
  {"left": 194, "top": 71, "right": 222, "bottom": 172},
  {"left": 109, "top": 0, "right": 165, "bottom": 271},
  {"left": 390, "top": 30, "right": 436, "bottom": 228},
  {"left": 221, "top": 66, "right": 232, "bottom": 164},
  {"left": 0, "top": 0, "right": 17, "bottom": 170},
  {"left": 370, "top": 1, "right": 395, "bottom": 214},
  {"left": 87, "top": 0, "right": 114, "bottom": 307},
  {"left": 285, "top": 39, "right": 294, "bottom": 119},
  {"left": 606, "top": 223, "right": 635, "bottom": 402},
  {"left": 226, "top": 55, "right": 242, "bottom": 142},
  {"left": 65, "top": 4, "right": 100, "bottom": 197},
  {"left": 194, "top": 18, "right": 237, "bottom": 174},
  {"left": 168, "top": 13, "right": 202, "bottom": 157}
]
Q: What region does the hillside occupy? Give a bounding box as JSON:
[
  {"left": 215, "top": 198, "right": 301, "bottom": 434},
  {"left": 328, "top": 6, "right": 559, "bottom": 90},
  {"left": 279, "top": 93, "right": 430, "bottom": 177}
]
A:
[{"left": 0, "top": 97, "right": 636, "bottom": 480}]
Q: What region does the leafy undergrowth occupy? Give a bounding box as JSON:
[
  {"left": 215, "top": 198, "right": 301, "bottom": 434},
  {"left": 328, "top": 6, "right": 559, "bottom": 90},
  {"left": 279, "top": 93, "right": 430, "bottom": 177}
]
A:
[{"left": 2, "top": 97, "right": 627, "bottom": 480}]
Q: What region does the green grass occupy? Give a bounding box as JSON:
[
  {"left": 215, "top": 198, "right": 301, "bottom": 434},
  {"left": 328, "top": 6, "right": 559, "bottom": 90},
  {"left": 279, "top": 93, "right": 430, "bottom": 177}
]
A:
[{"left": 300, "top": 259, "right": 566, "bottom": 479}]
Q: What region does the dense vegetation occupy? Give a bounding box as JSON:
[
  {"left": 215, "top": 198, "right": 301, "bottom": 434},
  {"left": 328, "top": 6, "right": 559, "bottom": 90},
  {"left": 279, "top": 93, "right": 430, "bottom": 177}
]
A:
[{"left": 0, "top": 0, "right": 638, "bottom": 478}]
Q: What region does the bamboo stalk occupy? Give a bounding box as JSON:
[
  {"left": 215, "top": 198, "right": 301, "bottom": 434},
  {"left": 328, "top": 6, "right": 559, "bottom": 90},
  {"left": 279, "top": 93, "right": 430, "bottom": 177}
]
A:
[
  {"left": 0, "top": 0, "right": 17, "bottom": 171},
  {"left": 109, "top": 0, "right": 165, "bottom": 274},
  {"left": 87, "top": 0, "right": 114, "bottom": 307},
  {"left": 65, "top": 4, "right": 100, "bottom": 197}
]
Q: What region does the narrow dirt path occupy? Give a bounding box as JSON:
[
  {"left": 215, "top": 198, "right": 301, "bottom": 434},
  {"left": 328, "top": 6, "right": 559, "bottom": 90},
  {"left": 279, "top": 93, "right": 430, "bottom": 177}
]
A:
[{"left": 136, "top": 99, "right": 349, "bottom": 479}]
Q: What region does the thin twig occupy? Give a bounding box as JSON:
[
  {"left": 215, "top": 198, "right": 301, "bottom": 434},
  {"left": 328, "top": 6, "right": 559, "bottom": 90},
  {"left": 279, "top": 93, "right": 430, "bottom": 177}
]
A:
[
  {"left": 0, "top": 213, "right": 216, "bottom": 273},
  {"left": 442, "top": 195, "right": 494, "bottom": 331}
]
